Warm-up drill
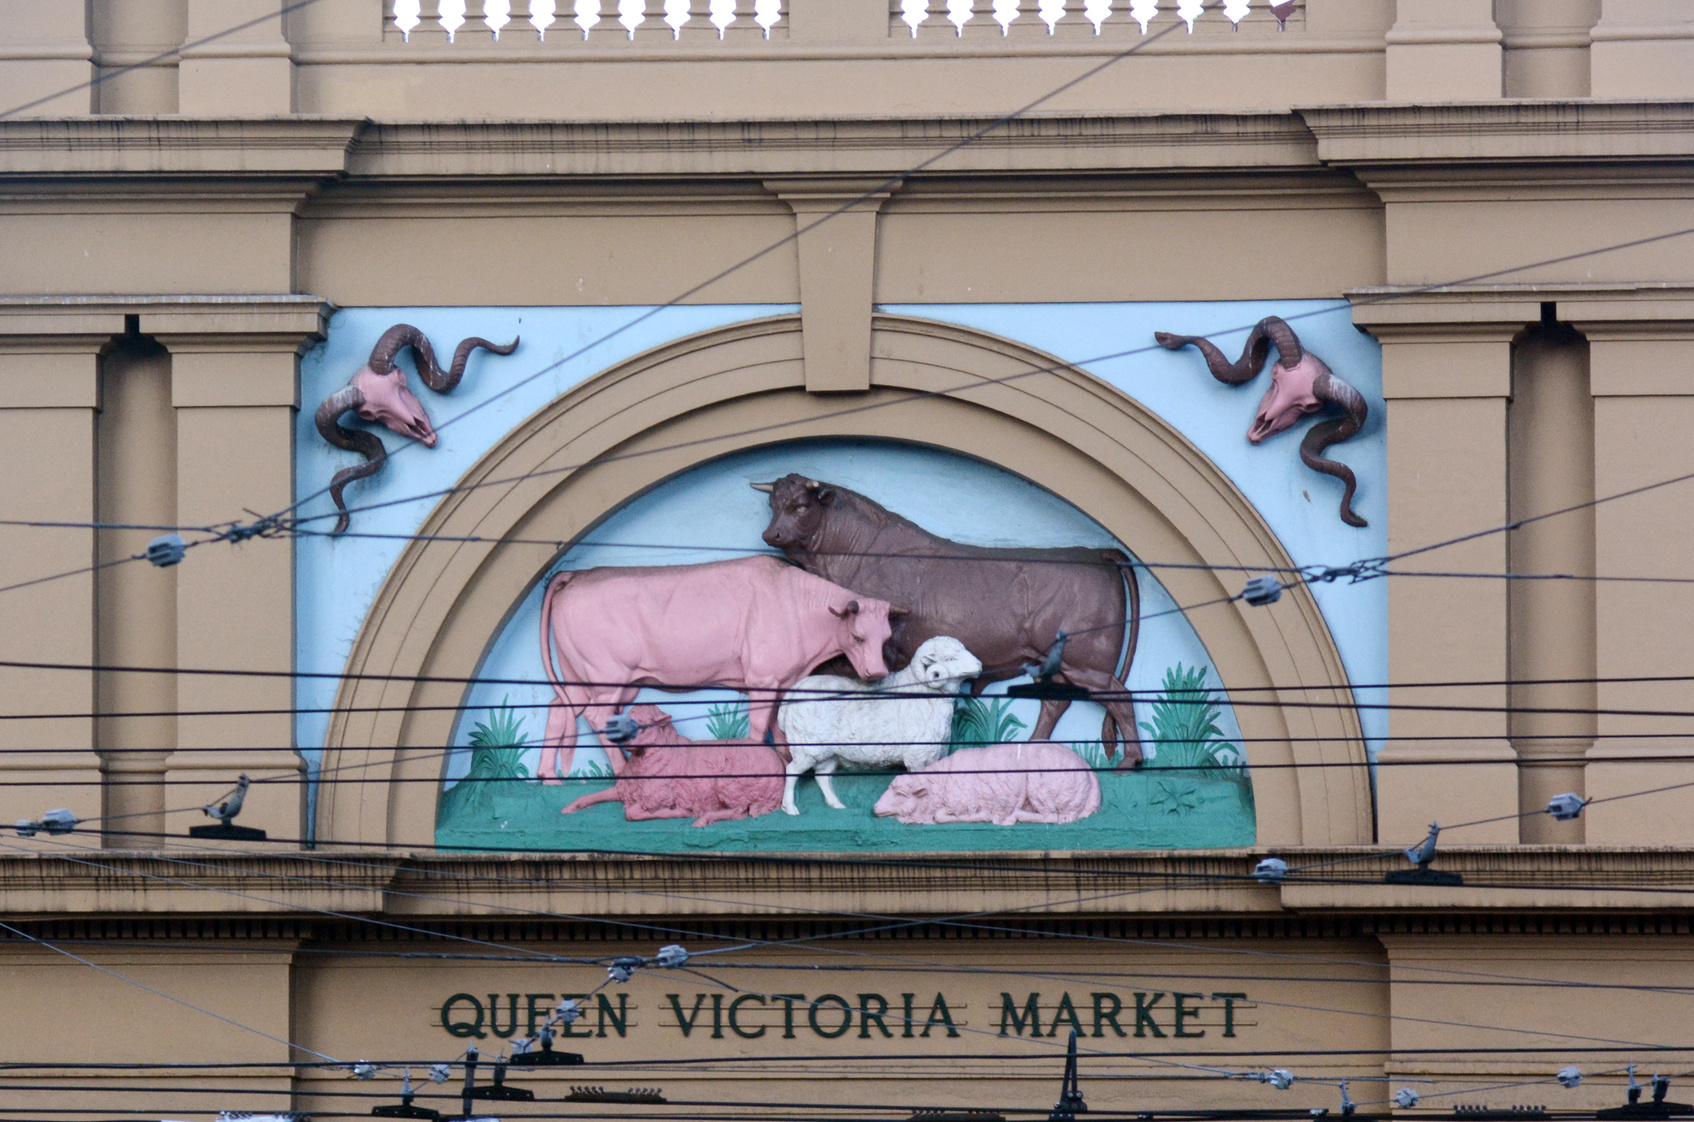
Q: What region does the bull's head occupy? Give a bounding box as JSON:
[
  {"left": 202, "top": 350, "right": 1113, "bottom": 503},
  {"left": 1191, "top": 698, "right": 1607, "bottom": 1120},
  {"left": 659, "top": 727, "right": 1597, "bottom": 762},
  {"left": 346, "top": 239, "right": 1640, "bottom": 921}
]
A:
[
  {"left": 751, "top": 473, "right": 833, "bottom": 553},
  {"left": 1154, "top": 316, "right": 1369, "bottom": 528},
  {"left": 828, "top": 599, "right": 900, "bottom": 680},
  {"left": 315, "top": 324, "right": 518, "bottom": 535}
]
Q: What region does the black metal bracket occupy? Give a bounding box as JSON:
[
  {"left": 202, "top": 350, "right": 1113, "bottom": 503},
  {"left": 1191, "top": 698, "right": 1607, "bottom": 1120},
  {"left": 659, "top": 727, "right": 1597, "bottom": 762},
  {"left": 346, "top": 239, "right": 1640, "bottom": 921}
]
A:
[
  {"left": 189, "top": 822, "right": 269, "bottom": 841},
  {"left": 1049, "top": 1028, "right": 1088, "bottom": 1122}
]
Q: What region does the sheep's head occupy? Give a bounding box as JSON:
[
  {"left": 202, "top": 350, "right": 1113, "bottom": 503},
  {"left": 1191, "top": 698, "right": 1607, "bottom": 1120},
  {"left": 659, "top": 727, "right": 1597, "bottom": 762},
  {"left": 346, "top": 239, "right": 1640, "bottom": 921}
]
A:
[
  {"left": 350, "top": 363, "right": 438, "bottom": 447},
  {"left": 909, "top": 636, "right": 982, "bottom": 690}
]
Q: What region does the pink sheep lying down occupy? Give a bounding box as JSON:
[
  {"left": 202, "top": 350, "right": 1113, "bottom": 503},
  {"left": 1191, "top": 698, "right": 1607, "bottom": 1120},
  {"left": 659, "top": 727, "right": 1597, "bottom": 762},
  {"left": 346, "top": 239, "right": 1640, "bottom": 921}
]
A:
[
  {"left": 559, "top": 705, "right": 785, "bottom": 828},
  {"left": 872, "top": 742, "right": 1101, "bottom": 826}
]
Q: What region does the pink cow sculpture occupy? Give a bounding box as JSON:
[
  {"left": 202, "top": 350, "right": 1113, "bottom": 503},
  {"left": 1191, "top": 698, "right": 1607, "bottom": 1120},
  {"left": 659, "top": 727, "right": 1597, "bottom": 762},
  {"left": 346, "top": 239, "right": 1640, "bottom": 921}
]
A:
[
  {"left": 558, "top": 705, "right": 785, "bottom": 827},
  {"left": 538, "top": 555, "right": 900, "bottom": 783},
  {"left": 872, "top": 741, "right": 1101, "bottom": 826}
]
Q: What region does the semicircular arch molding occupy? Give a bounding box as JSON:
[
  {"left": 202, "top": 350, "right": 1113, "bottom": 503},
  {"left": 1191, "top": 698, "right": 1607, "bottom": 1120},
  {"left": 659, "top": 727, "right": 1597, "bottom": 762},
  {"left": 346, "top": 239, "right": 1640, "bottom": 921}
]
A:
[{"left": 315, "top": 313, "right": 1371, "bottom": 850}]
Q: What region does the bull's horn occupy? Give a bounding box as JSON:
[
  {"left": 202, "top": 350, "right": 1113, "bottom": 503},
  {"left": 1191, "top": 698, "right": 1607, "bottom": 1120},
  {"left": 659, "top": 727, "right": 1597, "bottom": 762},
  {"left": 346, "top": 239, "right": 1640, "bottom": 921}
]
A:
[
  {"left": 828, "top": 600, "right": 861, "bottom": 618},
  {"left": 749, "top": 481, "right": 775, "bottom": 493},
  {"left": 804, "top": 478, "right": 821, "bottom": 489},
  {"left": 887, "top": 606, "right": 911, "bottom": 619}
]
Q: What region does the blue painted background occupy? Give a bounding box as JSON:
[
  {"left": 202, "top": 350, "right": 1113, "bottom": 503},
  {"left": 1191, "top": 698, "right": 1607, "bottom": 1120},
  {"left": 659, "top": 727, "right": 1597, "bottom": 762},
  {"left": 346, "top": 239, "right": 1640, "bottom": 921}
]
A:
[{"left": 295, "top": 301, "right": 1386, "bottom": 838}]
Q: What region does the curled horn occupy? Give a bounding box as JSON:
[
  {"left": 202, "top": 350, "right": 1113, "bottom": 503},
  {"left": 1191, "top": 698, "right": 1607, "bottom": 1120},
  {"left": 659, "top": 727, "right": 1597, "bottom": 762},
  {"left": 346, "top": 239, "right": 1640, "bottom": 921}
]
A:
[
  {"left": 367, "top": 323, "right": 520, "bottom": 394},
  {"left": 749, "top": 481, "right": 776, "bottom": 493},
  {"left": 1258, "top": 315, "right": 1304, "bottom": 366},
  {"left": 314, "top": 385, "right": 385, "bottom": 535},
  {"left": 828, "top": 600, "right": 861, "bottom": 618},
  {"left": 1154, "top": 319, "right": 1278, "bottom": 387},
  {"left": 1304, "top": 371, "right": 1370, "bottom": 528}
]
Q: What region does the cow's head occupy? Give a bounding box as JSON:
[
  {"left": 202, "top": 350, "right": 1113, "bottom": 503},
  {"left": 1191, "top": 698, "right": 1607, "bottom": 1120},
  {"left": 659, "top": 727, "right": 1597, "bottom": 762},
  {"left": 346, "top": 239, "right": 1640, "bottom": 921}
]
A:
[
  {"left": 829, "top": 598, "right": 899, "bottom": 679},
  {"left": 350, "top": 363, "right": 438, "bottom": 447},
  {"left": 752, "top": 474, "right": 836, "bottom": 553},
  {"left": 1247, "top": 351, "right": 1329, "bottom": 444}
]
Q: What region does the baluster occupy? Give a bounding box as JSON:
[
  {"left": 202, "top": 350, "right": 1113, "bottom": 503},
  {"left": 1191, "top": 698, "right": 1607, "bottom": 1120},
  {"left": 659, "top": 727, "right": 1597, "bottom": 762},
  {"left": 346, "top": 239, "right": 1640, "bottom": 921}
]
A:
[
  {"left": 574, "top": 0, "right": 600, "bottom": 37},
  {"left": 946, "top": 0, "right": 972, "bottom": 34},
  {"left": 1176, "top": 0, "right": 1200, "bottom": 29},
  {"left": 1129, "top": 0, "right": 1155, "bottom": 32},
  {"left": 617, "top": 0, "right": 644, "bottom": 37},
  {"left": 1083, "top": 0, "right": 1111, "bottom": 33},
  {"left": 663, "top": 0, "right": 689, "bottom": 37},
  {"left": 1037, "top": 0, "right": 1063, "bottom": 32},
  {"left": 708, "top": 0, "right": 735, "bottom": 38},
  {"left": 991, "top": 0, "right": 1019, "bottom": 34},
  {"left": 395, "top": 0, "right": 422, "bottom": 39},
  {"left": 440, "top": 0, "right": 468, "bottom": 40},
  {"left": 753, "top": 0, "right": 780, "bottom": 37},
  {"left": 1223, "top": 0, "right": 1248, "bottom": 25},
  {"left": 530, "top": 0, "right": 557, "bottom": 37},
  {"left": 486, "top": 0, "right": 512, "bottom": 38}
]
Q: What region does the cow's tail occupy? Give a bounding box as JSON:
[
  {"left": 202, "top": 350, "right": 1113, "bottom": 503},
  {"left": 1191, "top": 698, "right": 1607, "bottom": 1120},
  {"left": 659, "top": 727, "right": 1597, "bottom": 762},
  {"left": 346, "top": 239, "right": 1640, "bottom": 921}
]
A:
[
  {"left": 538, "top": 569, "right": 579, "bottom": 709},
  {"left": 1104, "top": 548, "right": 1142, "bottom": 762}
]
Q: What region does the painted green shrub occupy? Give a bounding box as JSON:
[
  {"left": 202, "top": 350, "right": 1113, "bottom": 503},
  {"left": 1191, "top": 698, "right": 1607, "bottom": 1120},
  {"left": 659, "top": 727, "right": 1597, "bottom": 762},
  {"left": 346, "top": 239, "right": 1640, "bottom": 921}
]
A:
[
  {"left": 1138, "top": 664, "right": 1253, "bottom": 812},
  {"left": 949, "top": 696, "right": 1027, "bottom": 751},
  {"left": 704, "top": 702, "right": 751, "bottom": 741},
  {"left": 438, "top": 699, "right": 530, "bottom": 821}
]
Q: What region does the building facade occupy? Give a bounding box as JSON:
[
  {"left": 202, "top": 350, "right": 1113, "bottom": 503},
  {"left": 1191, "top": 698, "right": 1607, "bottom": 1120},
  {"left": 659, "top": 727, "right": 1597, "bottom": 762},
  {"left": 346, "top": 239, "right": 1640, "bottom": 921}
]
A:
[{"left": 2, "top": 1, "right": 1694, "bottom": 1118}]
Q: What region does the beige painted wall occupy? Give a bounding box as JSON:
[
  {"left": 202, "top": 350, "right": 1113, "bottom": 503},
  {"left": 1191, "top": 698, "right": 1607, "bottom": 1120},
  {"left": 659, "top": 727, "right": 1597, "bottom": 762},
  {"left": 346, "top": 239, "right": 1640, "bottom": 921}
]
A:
[{"left": 2, "top": 5, "right": 1694, "bottom": 1113}]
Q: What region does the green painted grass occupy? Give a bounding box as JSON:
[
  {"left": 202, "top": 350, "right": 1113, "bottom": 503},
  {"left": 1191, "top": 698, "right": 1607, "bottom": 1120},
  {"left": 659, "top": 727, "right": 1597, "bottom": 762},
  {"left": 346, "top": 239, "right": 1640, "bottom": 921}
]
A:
[{"left": 434, "top": 767, "right": 1254, "bottom": 853}]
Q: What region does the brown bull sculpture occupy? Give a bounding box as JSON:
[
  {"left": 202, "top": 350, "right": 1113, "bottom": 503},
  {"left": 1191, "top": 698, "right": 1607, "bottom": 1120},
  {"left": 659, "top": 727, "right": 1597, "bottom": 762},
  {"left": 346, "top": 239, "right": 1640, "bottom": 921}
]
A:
[
  {"left": 754, "top": 475, "right": 1142, "bottom": 764},
  {"left": 314, "top": 323, "right": 518, "bottom": 534}
]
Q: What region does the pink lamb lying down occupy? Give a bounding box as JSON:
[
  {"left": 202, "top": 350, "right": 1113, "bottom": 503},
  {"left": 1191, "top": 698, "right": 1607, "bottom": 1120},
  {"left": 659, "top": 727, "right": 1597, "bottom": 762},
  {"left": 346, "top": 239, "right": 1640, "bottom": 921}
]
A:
[
  {"left": 559, "top": 704, "right": 785, "bottom": 828},
  {"left": 872, "top": 741, "right": 1101, "bottom": 826}
]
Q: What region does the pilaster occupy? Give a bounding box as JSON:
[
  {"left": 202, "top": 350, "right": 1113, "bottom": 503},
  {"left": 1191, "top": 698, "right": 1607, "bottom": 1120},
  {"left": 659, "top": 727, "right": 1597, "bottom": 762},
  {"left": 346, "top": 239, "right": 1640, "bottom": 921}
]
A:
[
  {"left": 150, "top": 299, "right": 329, "bottom": 847},
  {"left": 0, "top": 4, "right": 94, "bottom": 116},
  {"left": 1385, "top": 0, "right": 1503, "bottom": 102},
  {"left": 768, "top": 180, "right": 890, "bottom": 394},
  {"left": 0, "top": 312, "right": 119, "bottom": 831},
  {"left": 1589, "top": 0, "right": 1694, "bottom": 97},
  {"left": 179, "top": 0, "right": 294, "bottom": 115},
  {"left": 1351, "top": 296, "right": 1523, "bottom": 845},
  {"left": 1561, "top": 289, "right": 1694, "bottom": 844}
]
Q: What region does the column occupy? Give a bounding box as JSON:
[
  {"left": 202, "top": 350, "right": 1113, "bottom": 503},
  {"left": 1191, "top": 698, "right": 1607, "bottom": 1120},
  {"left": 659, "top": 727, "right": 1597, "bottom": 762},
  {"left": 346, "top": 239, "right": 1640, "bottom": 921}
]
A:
[
  {"left": 153, "top": 302, "right": 326, "bottom": 845},
  {"left": 1353, "top": 307, "right": 1522, "bottom": 844},
  {"left": 97, "top": 337, "right": 179, "bottom": 847},
  {"left": 1506, "top": 321, "right": 1595, "bottom": 844},
  {"left": 1590, "top": 0, "right": 1694, "bottom": 98},
  {"left": 0, "top": 321, "right": 118, "bottom": 830},
  {"left": 1385, "top": 0, "right": 1503, "bottom": 101},
  {"left": 178, "top": 0, "right": 293, "bottom": 115},
  {"left": 0, "top": 5, "right": 94, "bottom": 115}
]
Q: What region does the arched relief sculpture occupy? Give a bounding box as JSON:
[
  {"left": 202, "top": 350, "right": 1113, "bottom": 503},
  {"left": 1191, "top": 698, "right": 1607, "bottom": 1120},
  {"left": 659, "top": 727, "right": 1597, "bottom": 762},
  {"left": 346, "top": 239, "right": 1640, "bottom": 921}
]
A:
[
  {"left": 1155, "top": 316, "right": 1369, "bottom": 528},
  {"left": 754, "top": 476, "right": 1143, "bottom": 762},
  {"left": 314, "top": 324, "right": 518, "bottom": 534}
]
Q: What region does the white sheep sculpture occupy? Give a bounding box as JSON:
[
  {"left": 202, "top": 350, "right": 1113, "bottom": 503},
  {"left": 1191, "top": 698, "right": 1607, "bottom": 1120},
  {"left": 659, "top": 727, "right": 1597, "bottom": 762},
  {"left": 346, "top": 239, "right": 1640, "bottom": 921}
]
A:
[{"left": 777, "top": 635, "right": 983, "bottom": 816}]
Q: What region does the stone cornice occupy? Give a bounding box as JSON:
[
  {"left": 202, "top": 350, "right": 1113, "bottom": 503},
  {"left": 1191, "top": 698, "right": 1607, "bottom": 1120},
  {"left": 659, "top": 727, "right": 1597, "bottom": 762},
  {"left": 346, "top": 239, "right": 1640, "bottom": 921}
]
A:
[
  {"left": 1301, "top": 101, "right": 1694, "bottom": 168},
  {"left": 0, "top": 295, "right": 331, "bottom": 342},
  {"left": 0, "top": 117, "right": 366, "bottom": 177},
  {"left": 1, "top": 848, "right": 1691, "bottom": 920},
  {"left": 1348, "top": 283, "right": 1694, "bottom": 332}
]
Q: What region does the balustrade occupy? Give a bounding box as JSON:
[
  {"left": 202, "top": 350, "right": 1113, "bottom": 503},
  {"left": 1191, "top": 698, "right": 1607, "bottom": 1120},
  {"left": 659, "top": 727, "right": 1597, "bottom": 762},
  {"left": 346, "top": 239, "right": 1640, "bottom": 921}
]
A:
[{"left": 386, "top": 0, "right": 1302, "bottom": 44}]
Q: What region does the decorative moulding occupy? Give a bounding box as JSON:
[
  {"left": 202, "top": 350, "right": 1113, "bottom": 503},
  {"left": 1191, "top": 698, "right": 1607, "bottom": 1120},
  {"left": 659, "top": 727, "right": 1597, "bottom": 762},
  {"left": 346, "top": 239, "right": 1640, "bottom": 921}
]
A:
[
  {"left": 1298, "top": 101, "right": 1694, "bottom": 167},
  {"left": 0, "top": 118, "right": 366, "bottom": 176}
]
